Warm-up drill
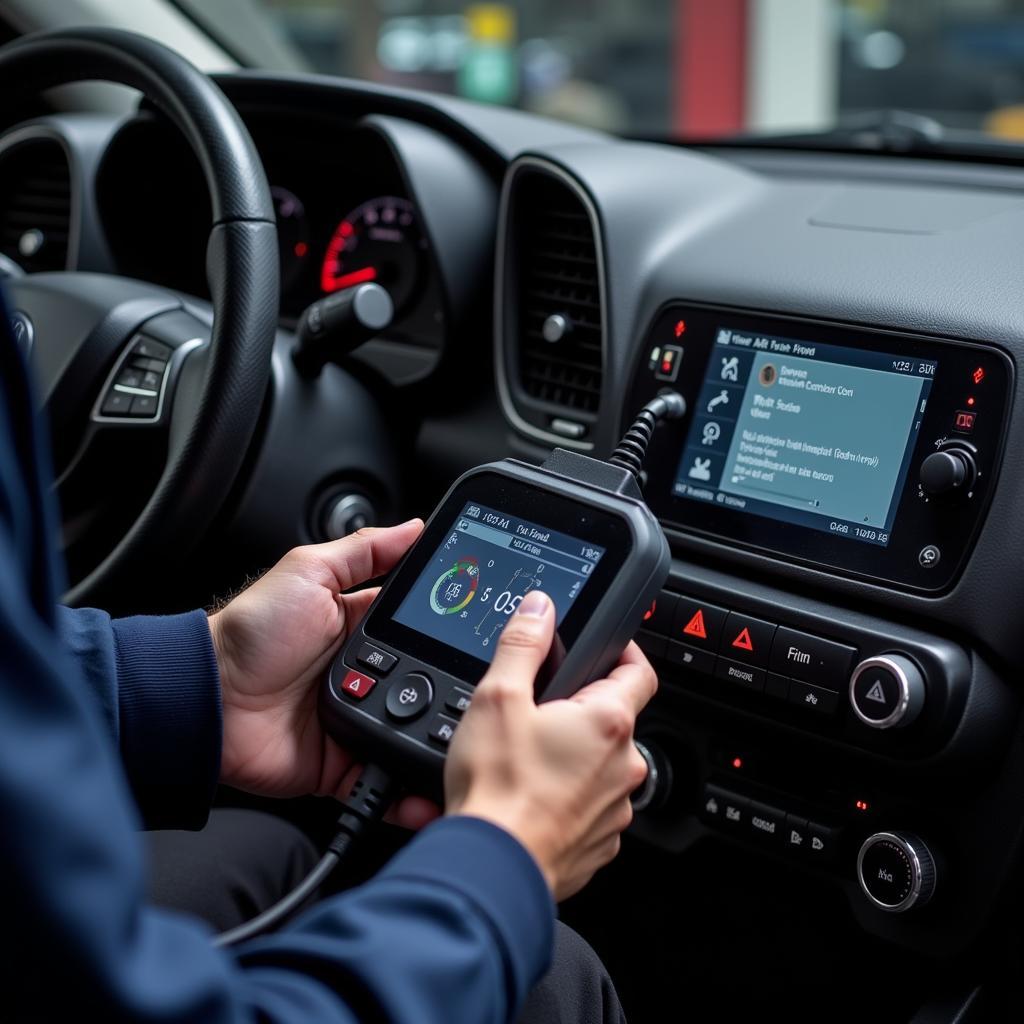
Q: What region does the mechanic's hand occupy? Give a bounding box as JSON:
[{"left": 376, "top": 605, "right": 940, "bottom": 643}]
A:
[
  {"left": 445, "top": 590, "right": 657, "bottom": 901},
  {"left": 208, "top": 520, "right": 436, "bottom": 830}
]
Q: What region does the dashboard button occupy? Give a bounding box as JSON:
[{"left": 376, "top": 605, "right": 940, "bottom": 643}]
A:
[
  {"left": 769, "top": 628, "right": 855, "bottom": 692},
  {"left": 702, "top": 784, "right": 747, "bottom": 827},
  {"left": 720, "top": 612, "right": 776, "bottom": 668},
  {"left": 808, "top": 823, "right": 840, "bottom": 862},
  {"left": 636, "top": 631, "right": 667, "bottom": 662},
  {"left": 356, "top": 643, "right": 397, "bottom": 675},
  {"left": 671, "top": 597, "right": 728, "bottom": 651},
  {"left": 748, "top": 801, "right": 784, "bottom": 843},
  {"left": 850, "top": 655, "right": 925, "bottom": 729},
  {"left": 857, "top": 832, "right": 935, "bottom": 912},
  {"left": 715, "top": 658, "right": 765, "bottom": 693},
  {"left": 785, "top": 814, "right": 810, "bottom": 853},
  {"left": 788, "top": 680, "right": 839, "bottom": 716},
  {"left": 385, "top": 673, "right": 433, "bottom": 721},
  {"left": 642, "top": 591, "right": 677, "bottom": 635},
  {"left": 765, "top": 673, "right": 790, "bottom": 701},
  {"left": 667, "top": 640, "right": 716, "bottom": 677}
]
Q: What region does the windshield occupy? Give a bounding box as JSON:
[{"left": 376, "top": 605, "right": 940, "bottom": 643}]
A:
[{"left": 175, "top": 1, "right": 1024, "bottom": 141}]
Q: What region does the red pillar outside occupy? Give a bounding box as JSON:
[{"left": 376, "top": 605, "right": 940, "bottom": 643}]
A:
[{"left": 674, "top": 0, "right": 748, "bottom": 138}]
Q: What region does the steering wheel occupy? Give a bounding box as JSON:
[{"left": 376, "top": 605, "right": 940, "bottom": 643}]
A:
[{"left": 0, "top": 28, "right": 279, "bottom": 606}]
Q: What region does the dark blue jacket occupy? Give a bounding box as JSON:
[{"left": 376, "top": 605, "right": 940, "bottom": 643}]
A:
[{"left": 0, "top": 309, "right": 553, "bottom": 1021}]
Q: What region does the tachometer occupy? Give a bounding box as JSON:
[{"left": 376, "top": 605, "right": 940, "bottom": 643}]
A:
[
  {"left": 272, "top": 186, "right": 310, "bottom": 291},
  {"left": 320, "top": 196, "right": 426, "bottom": 312}
]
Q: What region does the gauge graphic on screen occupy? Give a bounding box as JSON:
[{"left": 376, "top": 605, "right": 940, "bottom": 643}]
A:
[
  {"left": 429, "top": 557, "right": 479, "bottom": 615},
  {"left": 320, "top": 195, "right": 426, "bottom": 313}
]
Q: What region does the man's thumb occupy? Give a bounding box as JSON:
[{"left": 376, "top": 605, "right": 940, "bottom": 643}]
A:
[{"left": 475, "top": 590, "right": 555, "bottom": 700}]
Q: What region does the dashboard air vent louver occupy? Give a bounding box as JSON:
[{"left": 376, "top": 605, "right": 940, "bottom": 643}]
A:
[
  {"left": 502, "top": 164, "right": 605, "bottom": 445},
  {"left": 0, "top": 138, "right": 72, "bottom": 274}
]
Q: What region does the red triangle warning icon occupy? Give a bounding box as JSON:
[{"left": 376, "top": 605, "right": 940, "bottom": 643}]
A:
[
  {"left": 683, "top": 609, "right": 707, "bottom": 639},
  {"left": 731, "top": 627, "right": 754, "bottom": 652}
]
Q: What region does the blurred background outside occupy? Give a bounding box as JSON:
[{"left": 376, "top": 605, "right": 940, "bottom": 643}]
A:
[{"left": 164, "top": 0, "right": 1024, "bottom": 141}]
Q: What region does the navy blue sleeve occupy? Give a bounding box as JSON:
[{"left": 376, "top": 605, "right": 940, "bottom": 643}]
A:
[
  {"left": 57, "top": 605, "right": 223, "bottom": 829},
  {"left": 0, "top": 301, "right": 555, "bottom": 1022}
]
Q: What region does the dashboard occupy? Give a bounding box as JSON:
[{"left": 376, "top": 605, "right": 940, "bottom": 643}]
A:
[
  {"left": 95, "top": 112, "right": 447, "bottom": 354},
  {"left": 5, "top": 69, "right": 1024, "bottom": 1019}
]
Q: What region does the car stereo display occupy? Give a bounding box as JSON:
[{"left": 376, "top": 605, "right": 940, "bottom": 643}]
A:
[
  {"left": 393, "top": 501, "right": 605, "bottom": 663},
  {"left": 673, "top": 327, "right": 937, "bottom": 548}
]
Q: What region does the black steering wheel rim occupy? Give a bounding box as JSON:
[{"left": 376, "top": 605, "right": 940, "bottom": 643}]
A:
[{"left": 0, "top": 27, "right": 280, "bottom": 605}]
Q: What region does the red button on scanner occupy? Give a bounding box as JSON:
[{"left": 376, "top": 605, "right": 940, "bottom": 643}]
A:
[{"left": 341, "top": 669, "right": 377, "bottom": 700}]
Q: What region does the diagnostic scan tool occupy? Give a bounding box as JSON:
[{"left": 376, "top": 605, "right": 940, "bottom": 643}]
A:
[{"left": 319, "top": 395, "right": 684, "bottom": 792}]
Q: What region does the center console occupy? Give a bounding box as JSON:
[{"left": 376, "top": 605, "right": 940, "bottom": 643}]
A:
[{"left": 621, "top": 303, "right": 1020, "bottom": 953}]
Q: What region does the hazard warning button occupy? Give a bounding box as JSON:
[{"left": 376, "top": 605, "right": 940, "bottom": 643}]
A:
[
  {"left": 671, "top": 596, "right": 728, "bottom": 652},
  {"left": 719, "top": 612, "right": 777, "bottom": 668},
  {"left": 850, "top": 655, "right": 926, "bottom": 729}
]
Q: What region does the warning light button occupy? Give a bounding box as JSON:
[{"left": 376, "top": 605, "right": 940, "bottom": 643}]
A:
[
  {"left": 339, "top": 669, "right": 377, "bottom": 701},
  {"left": 671, "top": 596, "right": 728, "bottom": 652},
  {"left": 719, "top": 612, "right": 777, "bottom": 668}
]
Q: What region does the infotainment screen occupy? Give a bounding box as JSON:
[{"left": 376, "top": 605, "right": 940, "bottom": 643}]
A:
[{"left": 672, "top": 327, "right": 937, "bottom": 547}]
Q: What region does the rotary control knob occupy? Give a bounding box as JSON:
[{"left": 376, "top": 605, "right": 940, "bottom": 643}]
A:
[
  {"left": 857, "top": 832, "right": 937, "bottom": 912},
  {"left": 919, "top": 447, "right": 976, "bottom": 497},
  {"left": 630, "top": 740, "right": 672, "bottom": 813},
  {"left": 849, "top": 654, "right": 926, "bottom": 730}
]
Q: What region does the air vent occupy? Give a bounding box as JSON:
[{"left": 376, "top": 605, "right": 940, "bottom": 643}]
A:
[
  {"left": 502, "top": 164, "right": 605, "bottom": 444},
  {"left": 0, "top": 137, "right": 72, "bottom": 273}
]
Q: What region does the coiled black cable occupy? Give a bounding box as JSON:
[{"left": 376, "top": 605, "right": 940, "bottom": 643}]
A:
[{"left": 608, "top": 392, "right": 687, "bottom": 482}]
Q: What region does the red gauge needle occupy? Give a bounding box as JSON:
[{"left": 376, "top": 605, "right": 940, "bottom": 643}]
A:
[{"left": 325, "top": 266, "right": 378, "bottom": 292}]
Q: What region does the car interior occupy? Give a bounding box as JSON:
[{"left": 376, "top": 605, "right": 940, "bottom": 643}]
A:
[{"left": 4, "top": 1, "right": 1024, "bottom": 1021}]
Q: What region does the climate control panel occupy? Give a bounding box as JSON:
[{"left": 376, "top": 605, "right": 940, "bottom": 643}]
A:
[{"left": 634, "top": 586, "right": 967, "bottom": 756}]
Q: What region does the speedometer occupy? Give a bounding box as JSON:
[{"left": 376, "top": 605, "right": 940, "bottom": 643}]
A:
[{"left": 320, "top": 196, "right": 426, "bottom": 313}]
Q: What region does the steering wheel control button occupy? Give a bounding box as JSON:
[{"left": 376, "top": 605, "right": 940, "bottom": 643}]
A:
[
  {"left": 427, "top": 714, "right": 459, "bottom": 746},
  {"left": 667, "top": 640, "right": 716, "bottom": 678},
  {"left": 672, "top": 597, "right": 728, "bottom": 652},
  {"left": 702, "top": 784, "right": 747, "bottom": 827},
  {"left": 117, "top": 368, "right": 145, "bottom": 390},
  {"left": 444, "top": 687, "right": 473, "bottom": 715},
  {"left": 129, "top": 394, "right": 158, "bottom": 417},
  {"left": 132, "top": 337, "right": 172, "bottom": 361},
  {"left": 857, "top": 832, "right": 936, "bottom": 912},
  {"left": 130, "top": 356, "right": 169, "bottom": 374},
  {"left": 355, "top": 643, "right": 397, "bottom": 676},
  {"left": 748, "top": 801, "right": 784, "bottom": 843},
  {"left": 719, "top": 612, "right": 776, "bottom": 668},
  {"left": 340, "top": 670, "right": 377, "bottom": 701},
  {"left": 769, "top": 628, "right": 855, "bottom": 692},
  {"left": 850, "top": 655, "right": 926, "bottom": 729},
  {"left": 100, "top": 390, "right": 133, "bottom": 417},
  {"left": 788, "top": 680, "right": 839, "bottom": 716},
  {"left": 715, "top": 658, "right": 765, "bottom": 693},
  {"left": 385, "top": 673, "right": 433, "bottom": 721},
  {"left": 918, "top": 544, "right": 941, "bottom": 569}
]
